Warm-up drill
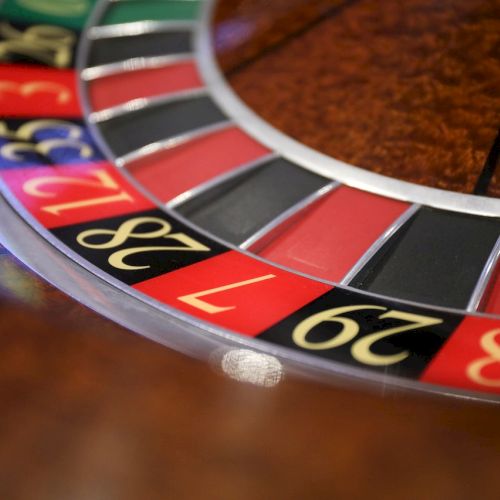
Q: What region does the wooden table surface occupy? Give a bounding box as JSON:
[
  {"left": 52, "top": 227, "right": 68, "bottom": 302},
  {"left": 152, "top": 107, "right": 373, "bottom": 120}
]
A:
[{"left": 1, "top": 249, "right": 500, "bottom": 500}]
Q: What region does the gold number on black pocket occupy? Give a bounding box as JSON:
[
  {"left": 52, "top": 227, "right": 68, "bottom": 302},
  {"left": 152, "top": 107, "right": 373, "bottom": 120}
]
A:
[
  {"left": 293, "top": 305, "right": 442, "bottom": 366},
  {"left": 77, "top": 216, "right": 210, "bottom": 270},
  {"left": 0, "top": 22, "right": 75, "bottom": 68}
]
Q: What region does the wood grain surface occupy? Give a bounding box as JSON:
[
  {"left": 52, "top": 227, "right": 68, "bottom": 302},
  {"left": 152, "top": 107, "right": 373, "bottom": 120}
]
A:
[
  {"left": 1, "top": 249, "right": 500, "bottom": 500},
  {"left": 214, "top": 0, "right": 500, "bottom": 196}
]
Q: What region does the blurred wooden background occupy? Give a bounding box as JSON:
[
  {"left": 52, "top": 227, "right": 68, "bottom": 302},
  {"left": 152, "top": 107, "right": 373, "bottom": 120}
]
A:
[{"left": 1, "top": 249, "right": 500, "bottom": 500}]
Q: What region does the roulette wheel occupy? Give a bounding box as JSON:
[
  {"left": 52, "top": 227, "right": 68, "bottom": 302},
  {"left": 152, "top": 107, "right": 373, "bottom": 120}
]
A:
[{"left": 0, "top": 0, "right": 500, "bottom": 407}]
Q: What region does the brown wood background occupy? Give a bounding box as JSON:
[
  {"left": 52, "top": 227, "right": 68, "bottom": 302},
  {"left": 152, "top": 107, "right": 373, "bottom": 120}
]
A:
[
  {"left": 214, "top": 0, "right": 500, "bottom": 196},
  {"left": 1, "top": 250, "right": 500, "bottom": 499}
]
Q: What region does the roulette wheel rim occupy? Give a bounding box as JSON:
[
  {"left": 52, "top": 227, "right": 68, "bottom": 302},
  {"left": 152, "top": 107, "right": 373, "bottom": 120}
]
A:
[
  {"left": 0, "top": 0, "right": 499, "bottom": 402},
  {"left": 1, "top": 195, "right": 493, "bottom": 402}
]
